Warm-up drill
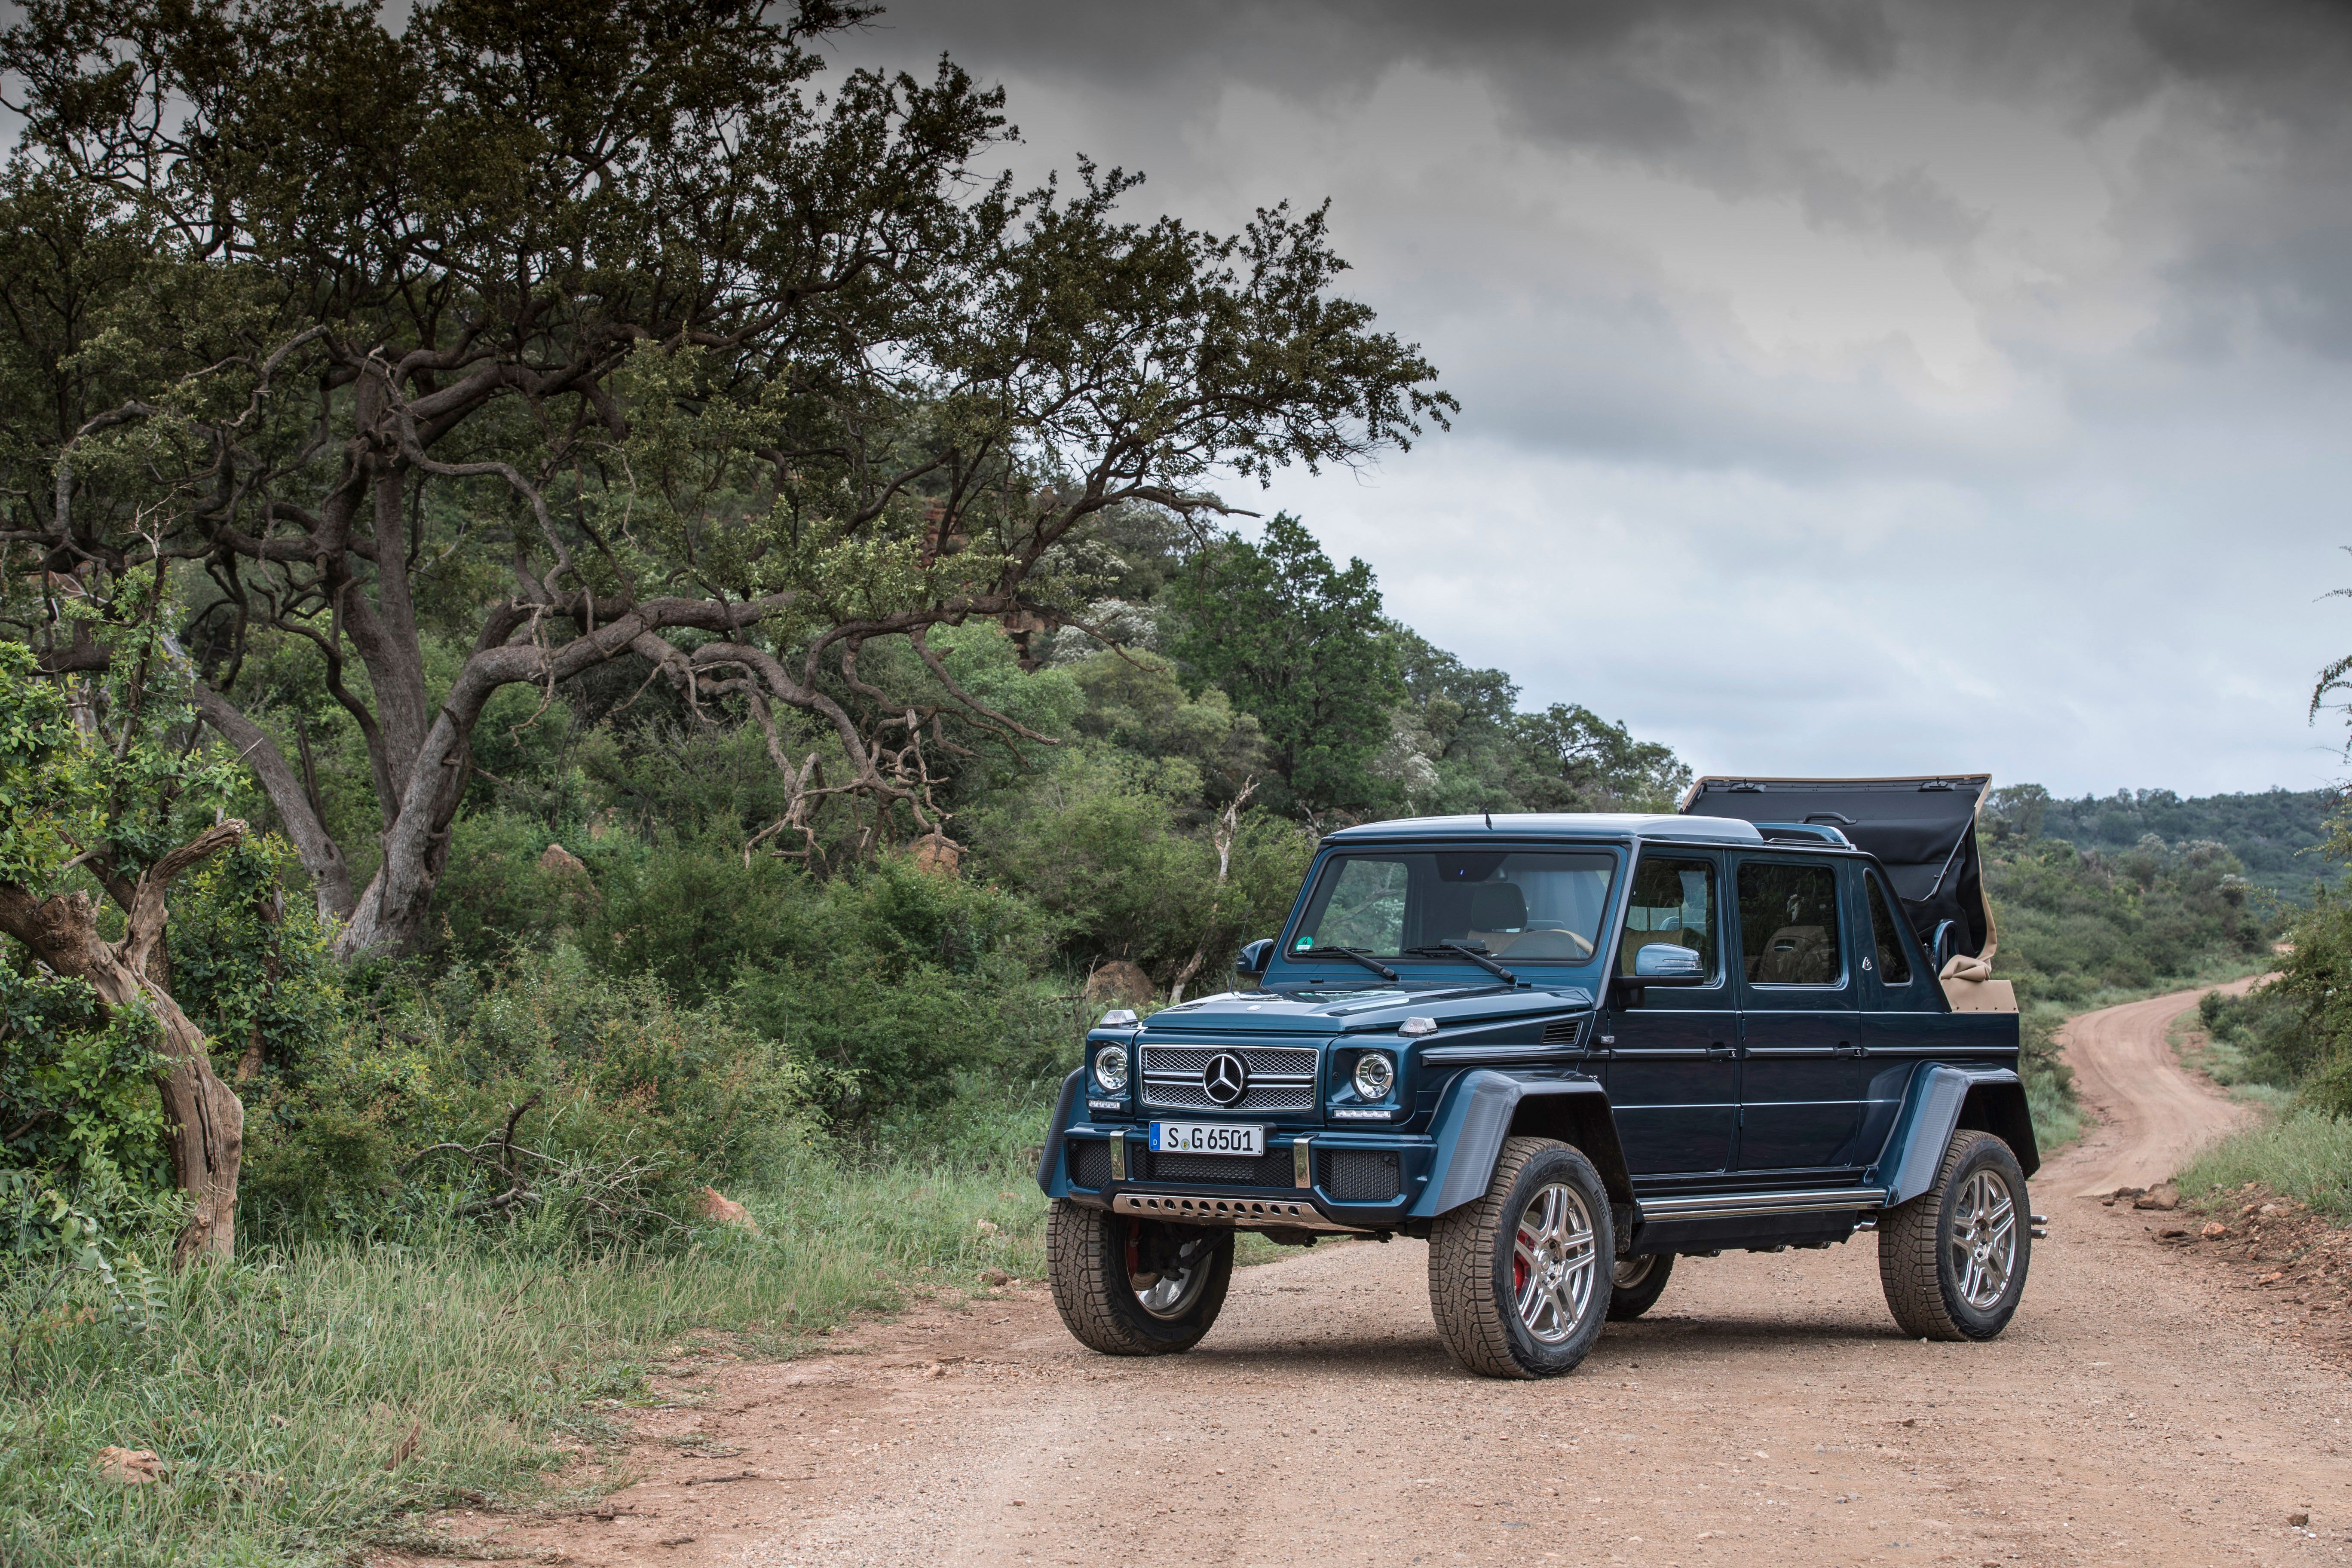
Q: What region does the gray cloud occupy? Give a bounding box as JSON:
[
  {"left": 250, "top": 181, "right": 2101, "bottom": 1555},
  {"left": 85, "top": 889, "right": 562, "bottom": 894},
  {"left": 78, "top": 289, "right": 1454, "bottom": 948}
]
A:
[{"left": 836, "top": 0, "right": 2352, "bottom": 793}]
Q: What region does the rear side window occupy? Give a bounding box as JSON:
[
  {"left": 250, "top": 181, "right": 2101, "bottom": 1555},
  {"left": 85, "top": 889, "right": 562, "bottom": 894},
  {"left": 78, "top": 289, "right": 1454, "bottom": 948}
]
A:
[
  {"left": 1865, "top": 872, "right": 1913, "bottom": 984},
  {"left": 1737, "top": 861, "right": 1844, "bottom": 986},
  {"left": 1621, "top": 857, "right": 1718, "bottom": 980}
]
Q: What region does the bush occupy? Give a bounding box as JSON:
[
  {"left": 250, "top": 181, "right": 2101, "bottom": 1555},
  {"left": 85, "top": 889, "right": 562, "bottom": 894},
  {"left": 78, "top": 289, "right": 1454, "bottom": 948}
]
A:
[
  {"left": 241, "top": 952, "right": 817, "bottom": 1246},
  {"left": 2177, "top": 1107, "right": 2352, "bottom": 1218},
  {"left": 724, "top": 856, "right": 1070, "bottom": 1118}
]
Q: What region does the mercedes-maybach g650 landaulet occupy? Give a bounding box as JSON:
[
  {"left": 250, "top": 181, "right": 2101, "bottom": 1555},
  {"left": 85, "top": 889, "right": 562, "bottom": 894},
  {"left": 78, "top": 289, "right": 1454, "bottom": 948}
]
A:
[{"left": 1036, "top": 776, "right": 2044, "bottom": 1378}]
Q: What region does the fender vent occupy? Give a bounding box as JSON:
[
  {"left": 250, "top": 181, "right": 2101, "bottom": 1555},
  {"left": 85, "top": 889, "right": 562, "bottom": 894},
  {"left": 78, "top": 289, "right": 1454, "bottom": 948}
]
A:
[
  {"left": 1320, "top": 1149, "right": 1402, "bottom": 1202},
  {"left": 1068, "top": 1140, "right": 1112, "bottom": 1189},
  {"left": 1540, "top": 1017, "right": 1585, "bottom": 1047}
]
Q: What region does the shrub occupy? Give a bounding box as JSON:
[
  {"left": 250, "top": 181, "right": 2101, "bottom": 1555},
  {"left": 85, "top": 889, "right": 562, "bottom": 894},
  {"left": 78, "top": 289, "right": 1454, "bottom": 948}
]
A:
[{"left": 241, "top": 953, "right": 818, "bottom": 1246}]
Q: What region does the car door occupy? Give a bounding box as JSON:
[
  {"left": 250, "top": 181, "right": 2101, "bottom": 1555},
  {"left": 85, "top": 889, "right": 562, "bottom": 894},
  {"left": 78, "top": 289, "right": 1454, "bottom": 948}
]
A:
[
  {"left": 1601, "top": 851, "right": 1738, "bottom": 1178},
  {"left": 1731, "top": 855, "right": 1869, "bottom": 1174},
  {"left": 1851, "top": 863, "right": 1944, "bottom": 1163}
]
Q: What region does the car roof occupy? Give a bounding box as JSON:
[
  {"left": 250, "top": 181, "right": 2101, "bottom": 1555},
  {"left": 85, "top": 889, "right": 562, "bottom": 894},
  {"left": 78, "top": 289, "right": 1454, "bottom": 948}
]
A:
[{"left": 1322, "top": 812, "right": 1767, "bottom": 845}]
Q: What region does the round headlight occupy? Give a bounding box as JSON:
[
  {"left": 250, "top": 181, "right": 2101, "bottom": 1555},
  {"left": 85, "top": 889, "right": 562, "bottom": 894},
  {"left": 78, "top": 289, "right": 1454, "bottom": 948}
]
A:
[
  {"left": 1353, "top": 1050, "right": 1396, "bottom": 1100},
  {"left": 1093, "top": 1044, "right": 1130, "bottom": 1094}
]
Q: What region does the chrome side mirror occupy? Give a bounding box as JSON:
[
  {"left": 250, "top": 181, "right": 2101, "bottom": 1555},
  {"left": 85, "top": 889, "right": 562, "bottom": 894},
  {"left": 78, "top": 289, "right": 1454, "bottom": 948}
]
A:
[{"left": 1632, "top": 943, "right": 1706, "bottom": 983}]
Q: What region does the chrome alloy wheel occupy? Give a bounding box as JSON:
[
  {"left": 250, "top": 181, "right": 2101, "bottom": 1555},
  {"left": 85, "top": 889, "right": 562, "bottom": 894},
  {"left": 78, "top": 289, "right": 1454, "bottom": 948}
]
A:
[
  {"left": 1949, "top": 1167, "right": 2018, "bottom": 1311},
  {"left": 1126, "top": 1223, "right": 1213, "bottom": 1320},
  {"left": 1512, "top": 1181, "right": 1598, "bottom": 1344}
]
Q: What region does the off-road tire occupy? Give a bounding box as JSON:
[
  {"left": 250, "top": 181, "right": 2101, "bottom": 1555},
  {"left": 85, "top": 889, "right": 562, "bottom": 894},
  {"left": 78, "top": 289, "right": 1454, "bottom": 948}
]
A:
[
  {"left": 1878, "top": 1130, "right": 2031, "bottom": 1341},
  {"left": 1605, "top": 1252, "right": 1675, "bottom": 1321},
  {"left": 1428, "top": 1136, "right": 1614, "bottom": 1379},
  {"left": 1046, "top": 1200, "right": 1233, "bottom": 1356}
]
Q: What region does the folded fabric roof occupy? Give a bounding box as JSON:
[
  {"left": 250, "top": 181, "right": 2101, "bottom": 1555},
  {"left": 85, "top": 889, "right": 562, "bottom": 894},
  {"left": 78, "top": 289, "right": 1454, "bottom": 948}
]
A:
[{"left": 1678, "top": 774, "right": 1995, "bottom": 962}]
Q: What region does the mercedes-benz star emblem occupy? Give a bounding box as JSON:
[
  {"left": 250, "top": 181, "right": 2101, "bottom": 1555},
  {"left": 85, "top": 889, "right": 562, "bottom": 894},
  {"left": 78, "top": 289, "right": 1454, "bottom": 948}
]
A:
[{"left": 1201, "top": 1051, "right": 1250, "bottom": 1107}]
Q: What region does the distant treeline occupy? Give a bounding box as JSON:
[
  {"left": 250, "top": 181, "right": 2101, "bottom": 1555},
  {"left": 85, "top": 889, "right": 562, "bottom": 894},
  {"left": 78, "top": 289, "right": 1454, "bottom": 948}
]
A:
[{"left": 1987, "top": 784, "right": 2343, "bottom": 901}]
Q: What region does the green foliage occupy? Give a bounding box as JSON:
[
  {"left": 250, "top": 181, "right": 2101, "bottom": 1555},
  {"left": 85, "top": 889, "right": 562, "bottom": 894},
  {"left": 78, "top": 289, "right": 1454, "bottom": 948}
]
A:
[
  {"left": 0, "top": 965, "right": 163, "bottom": 1185},
  {"left": 242, "top": 953, "right": 815, "bottom": 1246},
  {"left": 1507, "top": 703, "right": 1692, "bottom": 813},
  {"left": 1984, "top": 834, "right": 2271, "bottom": 1010},
  {"left": 2193, "top": 984, "right": 2312, "bottom": 1094},
  {"left": 1988, "top": 782, "right": 2342, "bottom": 900},
  {"left": 2178, "top": 1107, "right": 2352, "bottom": 1218},
  {"left": 720, "top": 858, "right": 1067, "bottom": 1115},
  {"left": 0, "top": 640, "right": 101, "bottom": 891},
  {"left": 1172, "top": 512, "right": 1403, "bottom": 815},
  {"left": 966, "top": 751, "right": 1314, "bottom": 983},
  {"left": 168, "top": 836, "right": 349, "bottom": 1084},
  {"left": 1063, "top": 652, "right": 1268, "bottom": 810}
]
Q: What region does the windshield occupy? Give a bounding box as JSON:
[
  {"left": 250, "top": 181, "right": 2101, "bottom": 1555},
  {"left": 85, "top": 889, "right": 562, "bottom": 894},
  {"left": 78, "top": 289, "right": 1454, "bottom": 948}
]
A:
[{"left": 1287, "top": 848, "right": 1617, "bottom": 965}]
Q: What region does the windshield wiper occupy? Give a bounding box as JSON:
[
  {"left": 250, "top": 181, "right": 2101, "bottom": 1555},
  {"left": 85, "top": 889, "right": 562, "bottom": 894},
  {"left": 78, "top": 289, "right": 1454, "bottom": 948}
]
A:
[
  {"left": 1406, "top": 940, "right": 1518, "bottom": 986},
  {"left": 1316, "top": 944, "right": 1400, "bottom": 982}
]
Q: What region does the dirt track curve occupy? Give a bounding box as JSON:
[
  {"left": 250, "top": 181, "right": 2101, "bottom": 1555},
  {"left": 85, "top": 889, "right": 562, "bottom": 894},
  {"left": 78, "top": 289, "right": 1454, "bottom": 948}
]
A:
[
  {"left": 407, "top": 983, "right": 2352, "bottom": 1568},
  {"left": 2057, "top": 976, "right": 2264, "bottom": 1198}
]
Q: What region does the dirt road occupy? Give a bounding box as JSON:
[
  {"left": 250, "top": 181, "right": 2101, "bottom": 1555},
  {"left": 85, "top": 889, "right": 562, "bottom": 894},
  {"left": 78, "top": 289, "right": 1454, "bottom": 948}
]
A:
[
  {"left": 429, "top": 986, "right": 2352, "bottom": 1568},
  {"left": 2058, "top": 976, "right": 2264, "bottom": 1198}
]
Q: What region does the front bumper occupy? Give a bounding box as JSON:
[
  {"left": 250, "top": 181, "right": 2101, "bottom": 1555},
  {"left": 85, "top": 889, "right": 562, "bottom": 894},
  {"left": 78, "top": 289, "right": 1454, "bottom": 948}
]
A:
[{"left": 1046, "top": 1124, "right": 1430, "bottom": 1231}]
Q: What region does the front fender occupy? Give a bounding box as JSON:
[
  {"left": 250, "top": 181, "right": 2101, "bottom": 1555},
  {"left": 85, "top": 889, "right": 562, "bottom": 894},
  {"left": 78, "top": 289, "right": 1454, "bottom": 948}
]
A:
[
  {"left": 1034, "top": 1069, "right": 1085, "bottom": 1197},
  {"left": 1411, "top": 1070, "right": 1632, "bottom": 1219},
  {"left": 1880, "top": 1064, "right": 2039, "bottom": 1206}
]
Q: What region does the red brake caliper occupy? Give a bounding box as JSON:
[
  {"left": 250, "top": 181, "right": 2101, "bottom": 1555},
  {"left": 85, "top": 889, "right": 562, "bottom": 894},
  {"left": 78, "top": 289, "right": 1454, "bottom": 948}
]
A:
[{"left": 1513, "top": 1221, "right": 1531, "bottom": 1298}]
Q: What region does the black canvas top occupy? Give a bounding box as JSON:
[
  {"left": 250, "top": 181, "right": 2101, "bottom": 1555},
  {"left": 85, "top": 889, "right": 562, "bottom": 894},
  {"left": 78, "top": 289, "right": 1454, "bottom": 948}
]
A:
[{"left": 1679, "top": 775, "right": 1992, "bottom": 959}]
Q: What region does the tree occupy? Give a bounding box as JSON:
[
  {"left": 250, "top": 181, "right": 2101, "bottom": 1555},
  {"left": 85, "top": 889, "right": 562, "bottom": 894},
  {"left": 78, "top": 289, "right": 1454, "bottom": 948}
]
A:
[
  {"left": 0, "top": 635, "right": 247, "bottom": 1265},
  {"left": 1508, "top": 703, "right": 1691, "bottom": 813},
  {"left": 1171, "top": 512, "right": 1404, "bottom": 816},
  {"left": 0, "top": 0, "right": 1449, "bottom": 957}
]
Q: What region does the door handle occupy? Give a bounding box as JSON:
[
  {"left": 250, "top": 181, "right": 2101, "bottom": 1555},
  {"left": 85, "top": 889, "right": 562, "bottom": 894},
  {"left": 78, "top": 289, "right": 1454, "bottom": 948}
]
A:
[
  {"left": 1834, "top": 1041, "right": 1865, "bottom": 1058},
  {"left": 1706, "top": 1041, "right": 1735, "bottom": 1060}
]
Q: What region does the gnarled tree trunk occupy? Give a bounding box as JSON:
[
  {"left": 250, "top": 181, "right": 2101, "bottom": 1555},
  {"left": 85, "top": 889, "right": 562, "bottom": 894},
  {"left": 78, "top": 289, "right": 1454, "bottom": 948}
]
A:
[{"left": 0, "top": 821, "right": 248, "bottom": 1265}]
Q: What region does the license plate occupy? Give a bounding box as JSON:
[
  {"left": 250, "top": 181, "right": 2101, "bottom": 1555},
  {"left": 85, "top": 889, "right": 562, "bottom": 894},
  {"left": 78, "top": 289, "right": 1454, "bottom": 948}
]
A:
[{"left": 1149, "top": 1121, "right": 1267, "bottom": 1156}]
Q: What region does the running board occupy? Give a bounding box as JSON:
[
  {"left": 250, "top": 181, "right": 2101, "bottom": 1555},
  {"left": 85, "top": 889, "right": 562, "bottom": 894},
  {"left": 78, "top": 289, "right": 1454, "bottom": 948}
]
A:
[{"left": 1636, "top": 1187, "right": 1888, "bottom": 1222}]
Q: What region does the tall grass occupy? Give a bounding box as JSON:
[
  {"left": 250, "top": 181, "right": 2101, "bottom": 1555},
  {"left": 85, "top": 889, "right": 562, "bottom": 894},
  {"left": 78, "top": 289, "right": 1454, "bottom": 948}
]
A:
[
  {"left": 0, "top": 1124, "right": 1055, "bottom": 1567},
  {"left": 2176, "top": 1109, "right": 2352, "bottom": 1218}
]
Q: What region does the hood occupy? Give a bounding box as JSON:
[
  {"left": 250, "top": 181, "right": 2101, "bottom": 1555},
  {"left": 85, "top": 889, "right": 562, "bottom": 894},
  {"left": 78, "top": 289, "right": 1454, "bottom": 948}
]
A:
[{"left": 1140, "top": 984, "right": 1596, "bottom": 1036}]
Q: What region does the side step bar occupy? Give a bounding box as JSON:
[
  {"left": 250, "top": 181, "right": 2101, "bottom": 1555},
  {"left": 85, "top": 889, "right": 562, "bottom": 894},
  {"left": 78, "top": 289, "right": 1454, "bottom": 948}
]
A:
[{"left": 1636, "top": 1186, "right": 1889, "bottom": 1222}]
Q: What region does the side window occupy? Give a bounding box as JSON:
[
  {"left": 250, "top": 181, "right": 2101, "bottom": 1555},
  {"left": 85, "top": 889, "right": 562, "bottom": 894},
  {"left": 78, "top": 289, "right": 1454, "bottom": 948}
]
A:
[
  {"left": 1865, "top": 872, "right": 1913, "bottom": 985},
  {"left": 1620, "top": 857, "right": 1718, "bottom": 980},
  {"left": 1737, "top": 861, "right": 1844, "bottom": 986}
]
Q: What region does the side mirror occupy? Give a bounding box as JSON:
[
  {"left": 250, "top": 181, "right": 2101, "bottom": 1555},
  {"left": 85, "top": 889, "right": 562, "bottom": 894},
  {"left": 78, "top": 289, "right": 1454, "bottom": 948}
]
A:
[
  {"left": 1631, "top": 944, "right": 1707, "bottom": 985},
  {"left": 1236, "top": 938, "right": 1274, "bottom": 978},
  {"left": 1929, "top": 920, "right": 1962, "bottom": 973}
]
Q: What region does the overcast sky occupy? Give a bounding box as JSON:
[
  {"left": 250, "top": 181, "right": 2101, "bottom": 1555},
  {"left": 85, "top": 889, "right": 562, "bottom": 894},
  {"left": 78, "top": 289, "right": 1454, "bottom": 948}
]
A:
[{"left": 835, "top": 0, "right": 2352, "bottom": 799}]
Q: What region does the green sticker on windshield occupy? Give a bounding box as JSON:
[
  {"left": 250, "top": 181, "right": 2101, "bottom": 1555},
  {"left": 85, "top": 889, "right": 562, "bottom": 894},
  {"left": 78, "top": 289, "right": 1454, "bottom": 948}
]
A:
[{"left": 1295, "top": 937, "right": 1313, "bottom": 949}]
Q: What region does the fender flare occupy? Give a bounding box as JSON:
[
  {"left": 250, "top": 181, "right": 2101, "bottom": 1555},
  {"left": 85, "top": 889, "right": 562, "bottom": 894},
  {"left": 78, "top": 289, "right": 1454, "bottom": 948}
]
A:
[
  {"left": 1881, "top": 1064, "right": 2040, "bottom": 1207},
  {"left": 1033, "top": 1068, "right": 1085, "bottom": 1196},
  {"left": 1411, "top": 1070, "right": 1636, "bottom": 1219}
]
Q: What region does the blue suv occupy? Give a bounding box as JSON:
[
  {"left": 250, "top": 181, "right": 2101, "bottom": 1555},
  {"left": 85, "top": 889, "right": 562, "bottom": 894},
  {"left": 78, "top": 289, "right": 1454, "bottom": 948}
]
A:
[{"left": 1037, "top": 775, "right": 2043, "bottom": 1378}]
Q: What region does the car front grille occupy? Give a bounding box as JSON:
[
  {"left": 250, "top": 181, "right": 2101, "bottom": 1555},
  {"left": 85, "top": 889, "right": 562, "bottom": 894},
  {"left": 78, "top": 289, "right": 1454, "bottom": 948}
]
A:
[
  {"left": 1139, "top": 1043, "right": 1319, "bottom": 1112},
  {"left": 1144, "top": 1151, "right": 1295, "bottom": 1186},
  {"left": 1320, "top": 1148, "right": 1402, "bottom": 1202}
]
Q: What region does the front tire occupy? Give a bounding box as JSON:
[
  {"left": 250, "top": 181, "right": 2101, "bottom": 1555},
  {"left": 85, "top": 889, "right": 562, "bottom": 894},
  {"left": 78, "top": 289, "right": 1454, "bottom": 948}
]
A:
[
  {"left": 1877, "top": 1130, "right": 2030, "bottom": 1341},
  {"left": 1605, "top": 1252, "right": 1675, "bottom": 1321},
  {"left": 1428, "top": 1136, "right": 1613, "bottom": 1378},
  {"left": 1047, "top": 1200, "right": 1233, "bottom": 1356}
]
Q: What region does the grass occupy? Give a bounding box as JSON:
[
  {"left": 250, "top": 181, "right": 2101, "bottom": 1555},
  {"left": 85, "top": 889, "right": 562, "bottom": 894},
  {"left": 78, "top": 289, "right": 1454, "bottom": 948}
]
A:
[
  {"left": 2177, "top": 1108, "right": 2352, "bottom": 1219},
  {"left": 0, "top": 1116, "right": 1063, "bottom": 1568}
]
